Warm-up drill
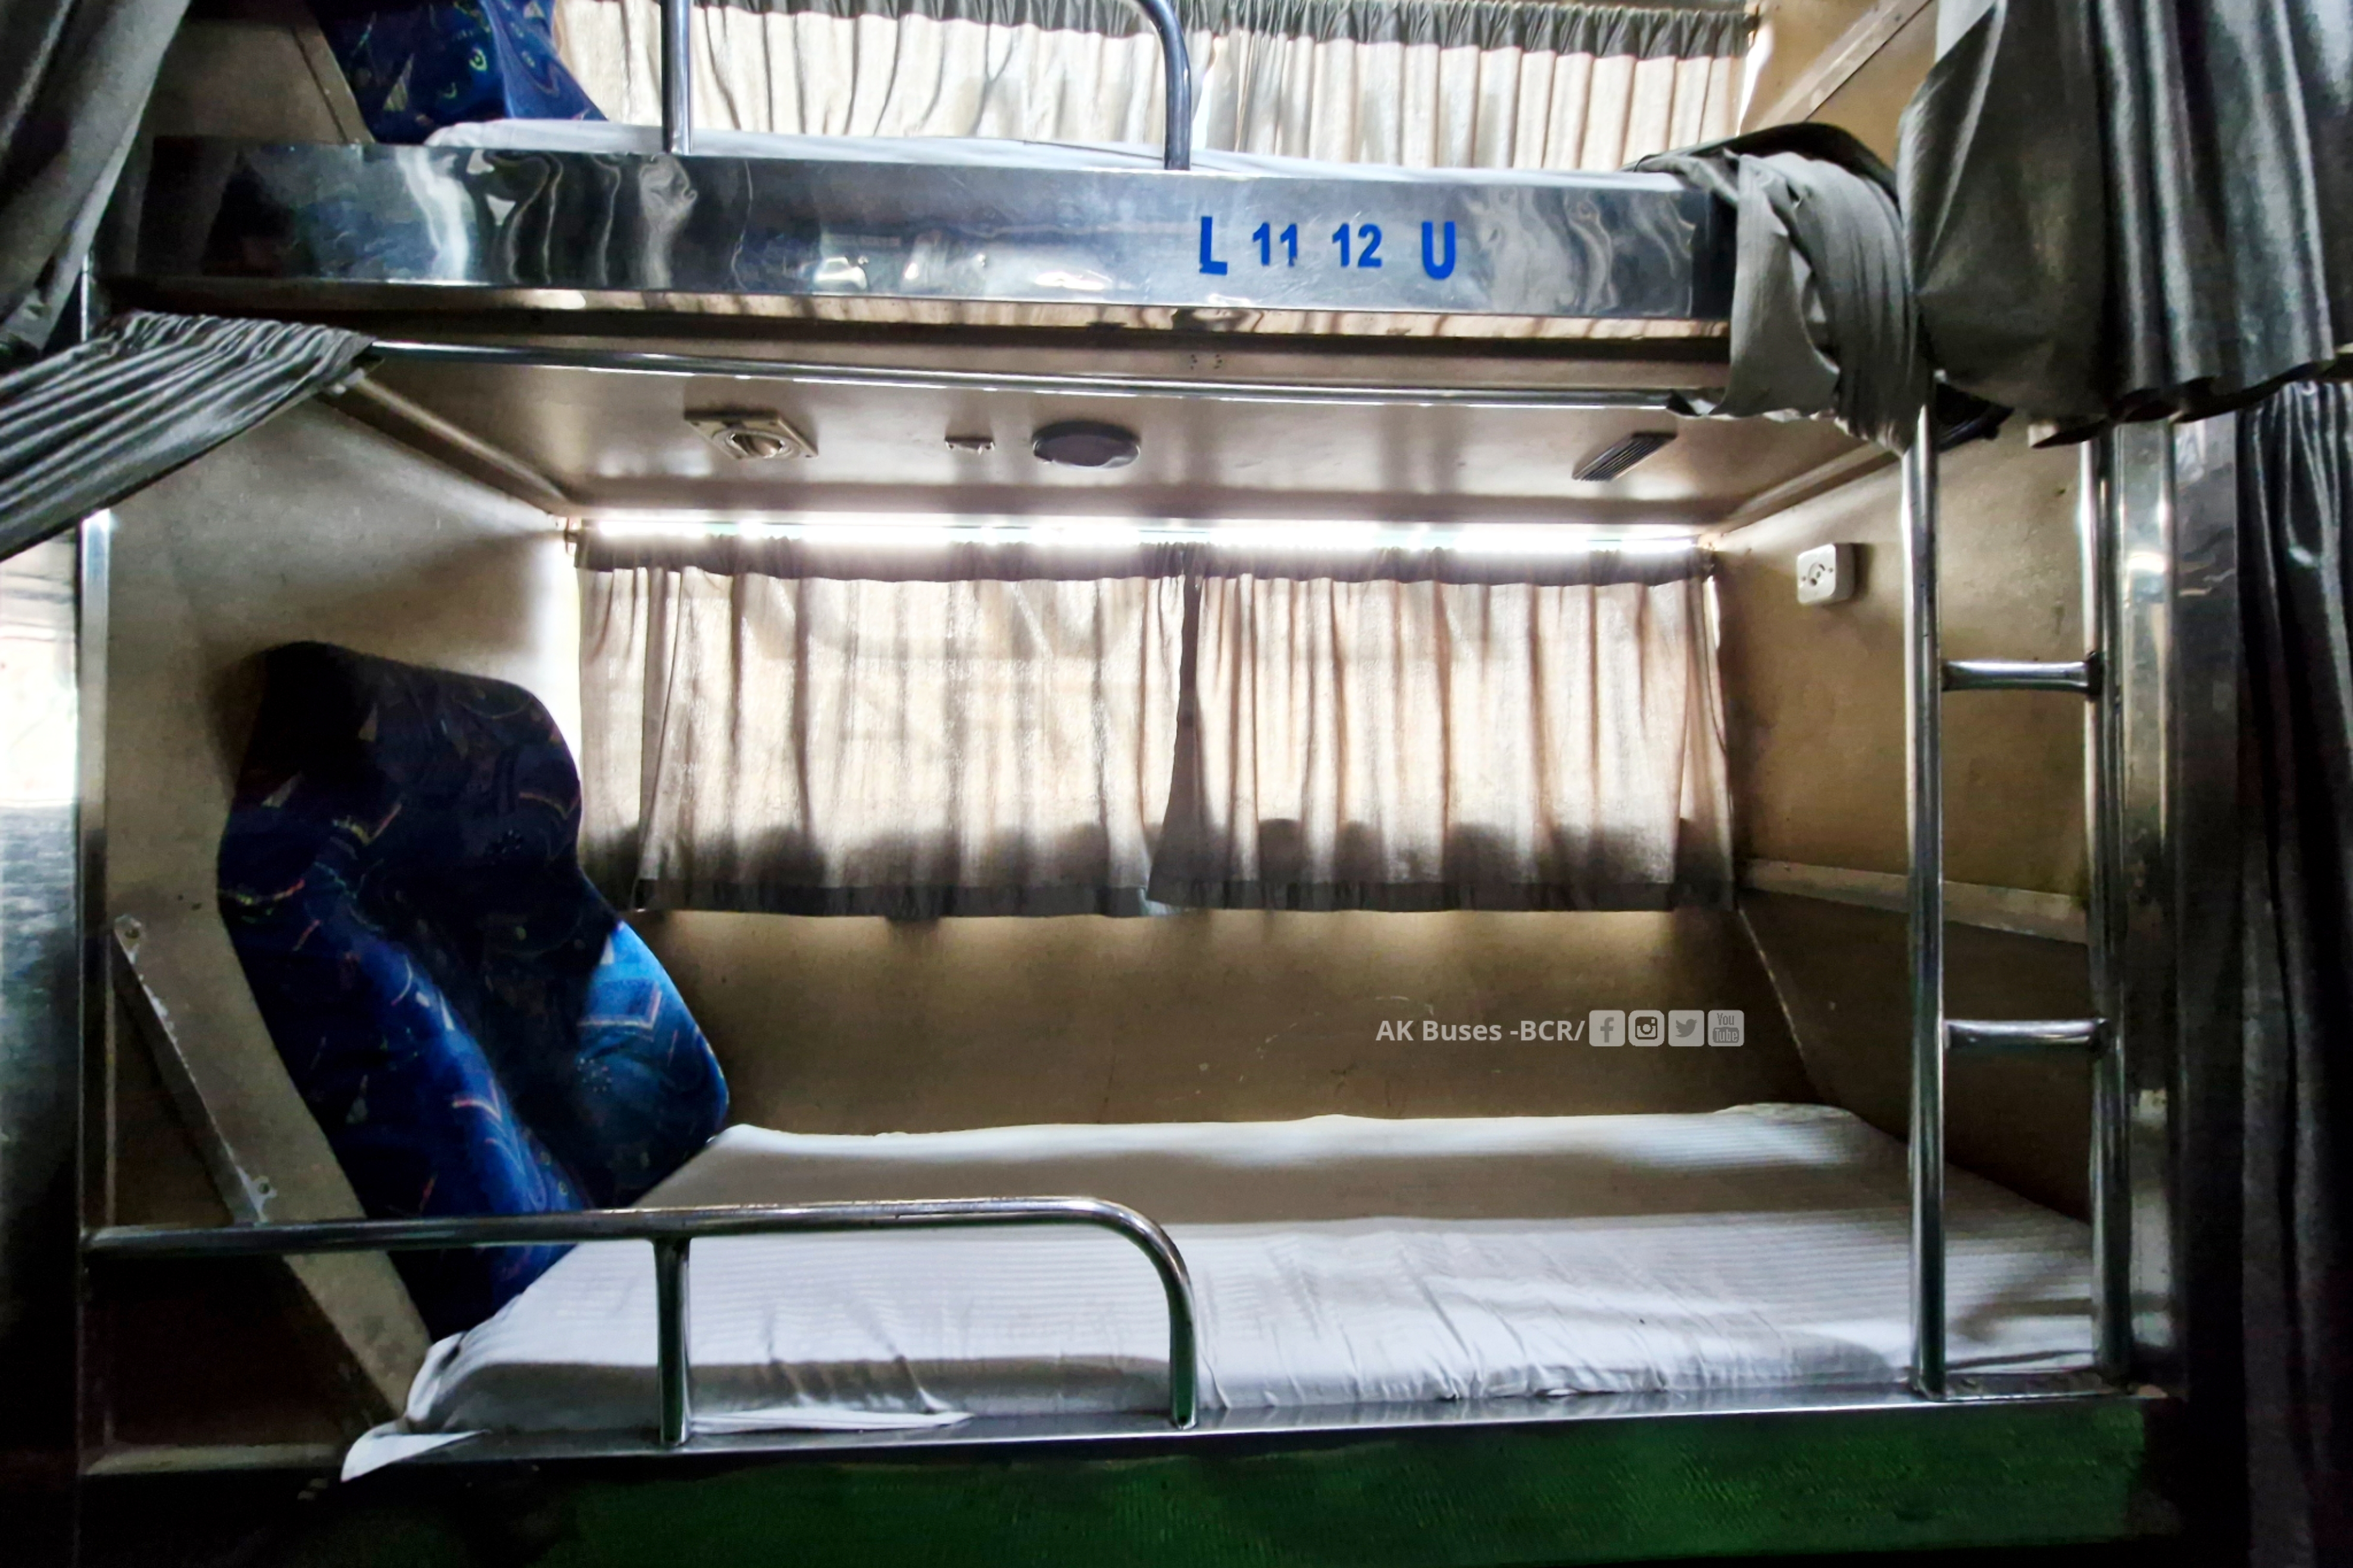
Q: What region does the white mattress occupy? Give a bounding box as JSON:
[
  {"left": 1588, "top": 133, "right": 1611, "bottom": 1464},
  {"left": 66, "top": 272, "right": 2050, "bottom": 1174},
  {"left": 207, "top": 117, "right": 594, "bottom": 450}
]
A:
[
  {"left": 352, "top": 1106, "right": 2090, "bottom": 1473},
  {"left": 424, "top": 120, "right": 1690, "bottom": 193}
]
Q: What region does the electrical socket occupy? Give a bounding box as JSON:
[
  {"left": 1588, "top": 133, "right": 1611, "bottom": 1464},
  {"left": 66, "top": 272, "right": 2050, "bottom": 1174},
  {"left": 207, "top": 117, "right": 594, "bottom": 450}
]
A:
[{"left": 1796, "top": 543, "right": 1857, "bottom": 606}]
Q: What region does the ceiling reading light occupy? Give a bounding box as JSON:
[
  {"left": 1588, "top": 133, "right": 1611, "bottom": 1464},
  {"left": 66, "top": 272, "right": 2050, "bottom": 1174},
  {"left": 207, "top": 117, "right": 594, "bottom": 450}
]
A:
[
  {"left": 1031, "top": 420, "right": 1140, "bottom": 469},
  {"left": 1573, "top": 430, "right": 1677, "bottom": 483},
  {"left": 688, "top": 409, "right": 817, "bottom": 461}
]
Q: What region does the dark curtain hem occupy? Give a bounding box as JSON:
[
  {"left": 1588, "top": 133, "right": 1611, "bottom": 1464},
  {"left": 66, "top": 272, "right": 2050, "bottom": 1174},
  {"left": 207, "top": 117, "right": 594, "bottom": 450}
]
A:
[
  {"left": 633, "top": 879, "right": 1156, "bottom": 916},
  {"left": 628, "top": 878, "right": 1730, "bottom": 916},
  {"left": 1140, "top": 877, "right": 1708, "bottom": 912},
  {"left": 662, "top": 0, "right": 1752, "bottom": 57}
]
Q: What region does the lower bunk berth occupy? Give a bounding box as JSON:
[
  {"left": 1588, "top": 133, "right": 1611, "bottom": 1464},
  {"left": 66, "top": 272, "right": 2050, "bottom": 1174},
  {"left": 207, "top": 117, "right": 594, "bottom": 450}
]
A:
[{"left": 348, "top": 1104, "right": 2092, "bottom": 1476}]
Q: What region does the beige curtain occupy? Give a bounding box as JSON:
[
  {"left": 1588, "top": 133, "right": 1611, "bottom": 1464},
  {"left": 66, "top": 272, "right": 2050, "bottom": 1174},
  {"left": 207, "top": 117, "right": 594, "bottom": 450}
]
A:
[
  {"left": 552, "top": 0, "right": 1749, "bottom": 170},
  {"left": 580, "top": 548, "right": 1187, "bottom": 914},
  {"left": 579, "top": 533, "right": 1727, "bottom": 916},
  {"left": 1151, "top": 561, "right": 1728, "bottom": 909}
]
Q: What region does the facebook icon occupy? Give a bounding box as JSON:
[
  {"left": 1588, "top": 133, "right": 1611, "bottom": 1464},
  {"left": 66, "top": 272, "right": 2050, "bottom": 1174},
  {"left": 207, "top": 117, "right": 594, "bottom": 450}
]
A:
[{"left": 1588, "top": 1010, "right": 1626, "bottom": 1047}]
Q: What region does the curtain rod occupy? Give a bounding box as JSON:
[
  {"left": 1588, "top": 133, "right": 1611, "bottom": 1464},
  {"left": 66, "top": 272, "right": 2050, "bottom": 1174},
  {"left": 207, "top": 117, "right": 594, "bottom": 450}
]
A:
[{"left": 365, "top": 340, "right": 1685, "bottom": 412}]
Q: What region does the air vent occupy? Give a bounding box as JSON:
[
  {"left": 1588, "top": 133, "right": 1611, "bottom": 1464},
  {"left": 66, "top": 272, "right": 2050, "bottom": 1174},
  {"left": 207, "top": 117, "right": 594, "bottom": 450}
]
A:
[
  {"left": 1032, "top": 420, "right": 1140, "bottom": 469},
  {"left": 1573, "top": 430, "right": 1676, "bottom": 483},
  {"left": 688, "top": 410, "right": 816, "bottom": 461}
]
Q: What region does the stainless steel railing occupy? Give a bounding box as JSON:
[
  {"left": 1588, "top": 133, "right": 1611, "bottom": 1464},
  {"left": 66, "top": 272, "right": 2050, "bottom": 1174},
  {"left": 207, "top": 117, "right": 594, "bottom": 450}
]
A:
[
  {"left": 85, "top": 1197, "right": 1201, "bottom": 1444},
  {"left": 364, "top": 339, "right": 1680, "bottom": 410},
  {"left": 657, "top": 0, "right": 1194, "bottom": 170},
  {"left": 1899, "top": 408, "right": 2133, "bottom": 1397}
]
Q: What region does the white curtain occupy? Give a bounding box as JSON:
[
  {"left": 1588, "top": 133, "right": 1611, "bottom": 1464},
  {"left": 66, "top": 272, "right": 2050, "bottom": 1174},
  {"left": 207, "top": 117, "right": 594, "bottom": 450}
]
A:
[
  {"left": 579, "top": 534, "right": 1729, "bottom": 915},
  {"left": 580, "top": 547, "right": 1186, "bottom": 914},
  {"left": 1151, "top": 564, "right": 1729, "bottom": 909},
  {"left": 551, "top": 0, "right": 1749, "bottom": 170}
]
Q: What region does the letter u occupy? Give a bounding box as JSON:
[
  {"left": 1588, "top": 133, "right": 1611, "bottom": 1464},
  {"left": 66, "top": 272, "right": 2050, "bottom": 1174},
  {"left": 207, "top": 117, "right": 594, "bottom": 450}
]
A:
[{"left": 1421, "top": 220, "right": 1456, "bottom": 280}]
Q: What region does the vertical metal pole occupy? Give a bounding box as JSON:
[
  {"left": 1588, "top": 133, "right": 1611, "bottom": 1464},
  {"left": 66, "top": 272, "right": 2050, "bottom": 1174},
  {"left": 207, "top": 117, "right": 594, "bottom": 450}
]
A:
[
  {"left": 73, "top": 515, "right": 113, "bottom": 1473},
  {"left": 1902, "top": 405, "right": 1947, "bottom": 1398},
  {"left": 2083, "top": 435, "right": 2133, "bottom": 1384},
  {"left": 654, "top": 1238, "right": 692, "bottom": 1445},
  {"left": 660, "top": 0, "right": 693, "bottom": 155}
]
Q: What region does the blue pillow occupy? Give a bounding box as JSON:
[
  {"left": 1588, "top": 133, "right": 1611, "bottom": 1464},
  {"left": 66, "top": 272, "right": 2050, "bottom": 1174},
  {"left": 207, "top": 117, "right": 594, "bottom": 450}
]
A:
[
  {"left": 219, "top": 643, "right": 727, "bottom": 1335},
  {"left": 308, "top": 0, "right": 605, "bottom": 145}
]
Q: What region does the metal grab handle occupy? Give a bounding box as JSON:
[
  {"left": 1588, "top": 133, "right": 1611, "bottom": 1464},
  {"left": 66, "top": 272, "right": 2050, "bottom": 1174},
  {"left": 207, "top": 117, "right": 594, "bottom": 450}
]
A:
[
  {"left": 657, "top": 0, "right": 1194, "bottom": 170},
  {"left": 87, "top": 1196, "right": 1202, "bottom": 1442},
  {"left": 1128, "top": 0, "right": 1195, "bottom": 170}
]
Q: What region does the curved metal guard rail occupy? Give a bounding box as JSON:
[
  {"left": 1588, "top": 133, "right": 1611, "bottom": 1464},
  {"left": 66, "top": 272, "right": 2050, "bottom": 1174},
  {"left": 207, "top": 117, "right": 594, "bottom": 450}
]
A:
[
  {"left": 86, "top": 1197, "right": 1201, "bottom": 1443},
  {"left": 658, "top": 0, "right": 1192, "bottom": 168}
]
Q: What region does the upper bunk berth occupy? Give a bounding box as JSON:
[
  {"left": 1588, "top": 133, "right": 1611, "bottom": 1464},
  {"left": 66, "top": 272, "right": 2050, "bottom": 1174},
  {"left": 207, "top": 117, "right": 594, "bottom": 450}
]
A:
[
  {"left": 128, "top": 123, "right": 1732, "bottom": 339},
  {"left": 83, "top": 0, "right": 1921, "bottom": 536},
  {"left": 114, "top": 0, "right": 1740, "bottom": 346}
]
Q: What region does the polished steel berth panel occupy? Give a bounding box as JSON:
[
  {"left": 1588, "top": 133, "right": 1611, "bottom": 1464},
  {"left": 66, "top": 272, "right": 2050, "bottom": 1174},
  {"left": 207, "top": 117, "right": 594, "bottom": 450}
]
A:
[
  {"left": 130, "top": 141, "right": 1730, "bottom": 321},
  {"left": 317, "top": 344, "right": 1861, "bottom": 528}
]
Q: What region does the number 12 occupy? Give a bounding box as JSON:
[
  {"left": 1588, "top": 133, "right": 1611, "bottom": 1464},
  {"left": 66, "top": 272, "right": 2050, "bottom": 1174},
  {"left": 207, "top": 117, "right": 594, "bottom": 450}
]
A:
[
  {"left": 1332, "top": 222, "right": 1383, "bottom": 268},
  {"left": 1252, "top": 223, "right": 1298, "bottom": 267}
]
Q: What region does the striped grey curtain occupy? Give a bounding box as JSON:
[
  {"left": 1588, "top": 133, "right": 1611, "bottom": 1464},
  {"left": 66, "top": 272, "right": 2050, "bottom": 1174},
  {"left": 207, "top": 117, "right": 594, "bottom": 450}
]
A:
[{"left": 554, "top": 0, "right": 1751, "bottom": 169}]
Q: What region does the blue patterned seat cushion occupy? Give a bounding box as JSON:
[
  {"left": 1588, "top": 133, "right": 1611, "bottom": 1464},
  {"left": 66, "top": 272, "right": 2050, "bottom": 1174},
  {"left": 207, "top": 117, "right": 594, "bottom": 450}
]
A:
[
  {"left": 218, "top": 643, "right": 726, "bottom": 1336},
  {"left": 308, "top": 0, "right": 604, "bottom": 144}
]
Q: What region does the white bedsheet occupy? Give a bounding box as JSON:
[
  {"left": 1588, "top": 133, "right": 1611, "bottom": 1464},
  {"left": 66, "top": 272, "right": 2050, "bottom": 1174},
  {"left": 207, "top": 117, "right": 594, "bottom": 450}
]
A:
[
  {"left": 423, "top": 120, "right": 1690, "bottom": 193},
  {"left": 361, "top": 1107, "right": 2089, "bottom": 1471}
]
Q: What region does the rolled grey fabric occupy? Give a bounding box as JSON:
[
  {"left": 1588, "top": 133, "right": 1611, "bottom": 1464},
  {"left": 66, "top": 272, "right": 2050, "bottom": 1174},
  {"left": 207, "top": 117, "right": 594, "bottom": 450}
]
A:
[
  {"left": 0, "top": 311, "right": 373, "bottom": 559},
  {"left": 1636, "top": 125, "right": 1930, "bottom": 451}
]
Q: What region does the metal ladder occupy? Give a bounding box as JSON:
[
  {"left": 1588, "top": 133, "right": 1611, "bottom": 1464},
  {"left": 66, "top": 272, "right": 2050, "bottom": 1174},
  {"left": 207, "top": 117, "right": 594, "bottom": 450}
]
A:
[{"left": 1901, "top": 407, "right": 2132, "bottom": 1397}]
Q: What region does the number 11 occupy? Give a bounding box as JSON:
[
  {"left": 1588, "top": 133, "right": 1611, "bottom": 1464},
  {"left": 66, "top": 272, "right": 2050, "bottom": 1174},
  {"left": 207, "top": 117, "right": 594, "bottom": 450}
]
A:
[{"left": 1252, "top": 222, "right": 1299, "bottom": 267}]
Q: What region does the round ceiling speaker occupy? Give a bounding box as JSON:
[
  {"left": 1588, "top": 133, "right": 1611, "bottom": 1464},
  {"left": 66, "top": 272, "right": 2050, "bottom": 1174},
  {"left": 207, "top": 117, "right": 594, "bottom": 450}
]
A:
[{"left": 1031, "top": 420, "right": 1141, "bottom": 469}]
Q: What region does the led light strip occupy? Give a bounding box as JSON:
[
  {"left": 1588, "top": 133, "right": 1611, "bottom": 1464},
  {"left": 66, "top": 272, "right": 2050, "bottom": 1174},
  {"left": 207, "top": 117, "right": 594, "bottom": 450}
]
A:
[{"left": 586, "top": 514, "right": 1702, "bottom": 555}]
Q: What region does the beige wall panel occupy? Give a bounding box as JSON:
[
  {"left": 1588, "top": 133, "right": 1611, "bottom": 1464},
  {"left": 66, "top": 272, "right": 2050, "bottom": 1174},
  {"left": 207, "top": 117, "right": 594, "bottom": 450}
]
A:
[
  {"left": 106, "top": 402, "right": 575, "bottom": 1434},
  {"left": 635, "top": 907, "right": 1815, "bottom": 1133},
  {"left": 143, "top": 1, "right": 371, "bottom": 143},
  {"left": 1742, "top": 1, "right": 1877, "bottom": 128},
  {"left": 1742, "top": 0, "right": 1936, "bottom": 153},
  {"left": 1713, "top": 425, "right": 2086, "bottom": 897},
  {"left": 1805, "top": 7, "right": 1935, "bottom": 161},
  {"left": 1742, "top": 892, "right": 2092, "bottom": 1216}
]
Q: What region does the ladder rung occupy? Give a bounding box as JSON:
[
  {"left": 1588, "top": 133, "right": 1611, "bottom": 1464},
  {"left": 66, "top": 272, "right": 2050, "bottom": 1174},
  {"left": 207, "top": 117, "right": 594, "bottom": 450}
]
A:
[
  {"left": 1942, "top": 659, "right": 2093, "bottom": 695},
  {"left": 1945, "top": 1018, "right": 2103, "bottom": 1055}
]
